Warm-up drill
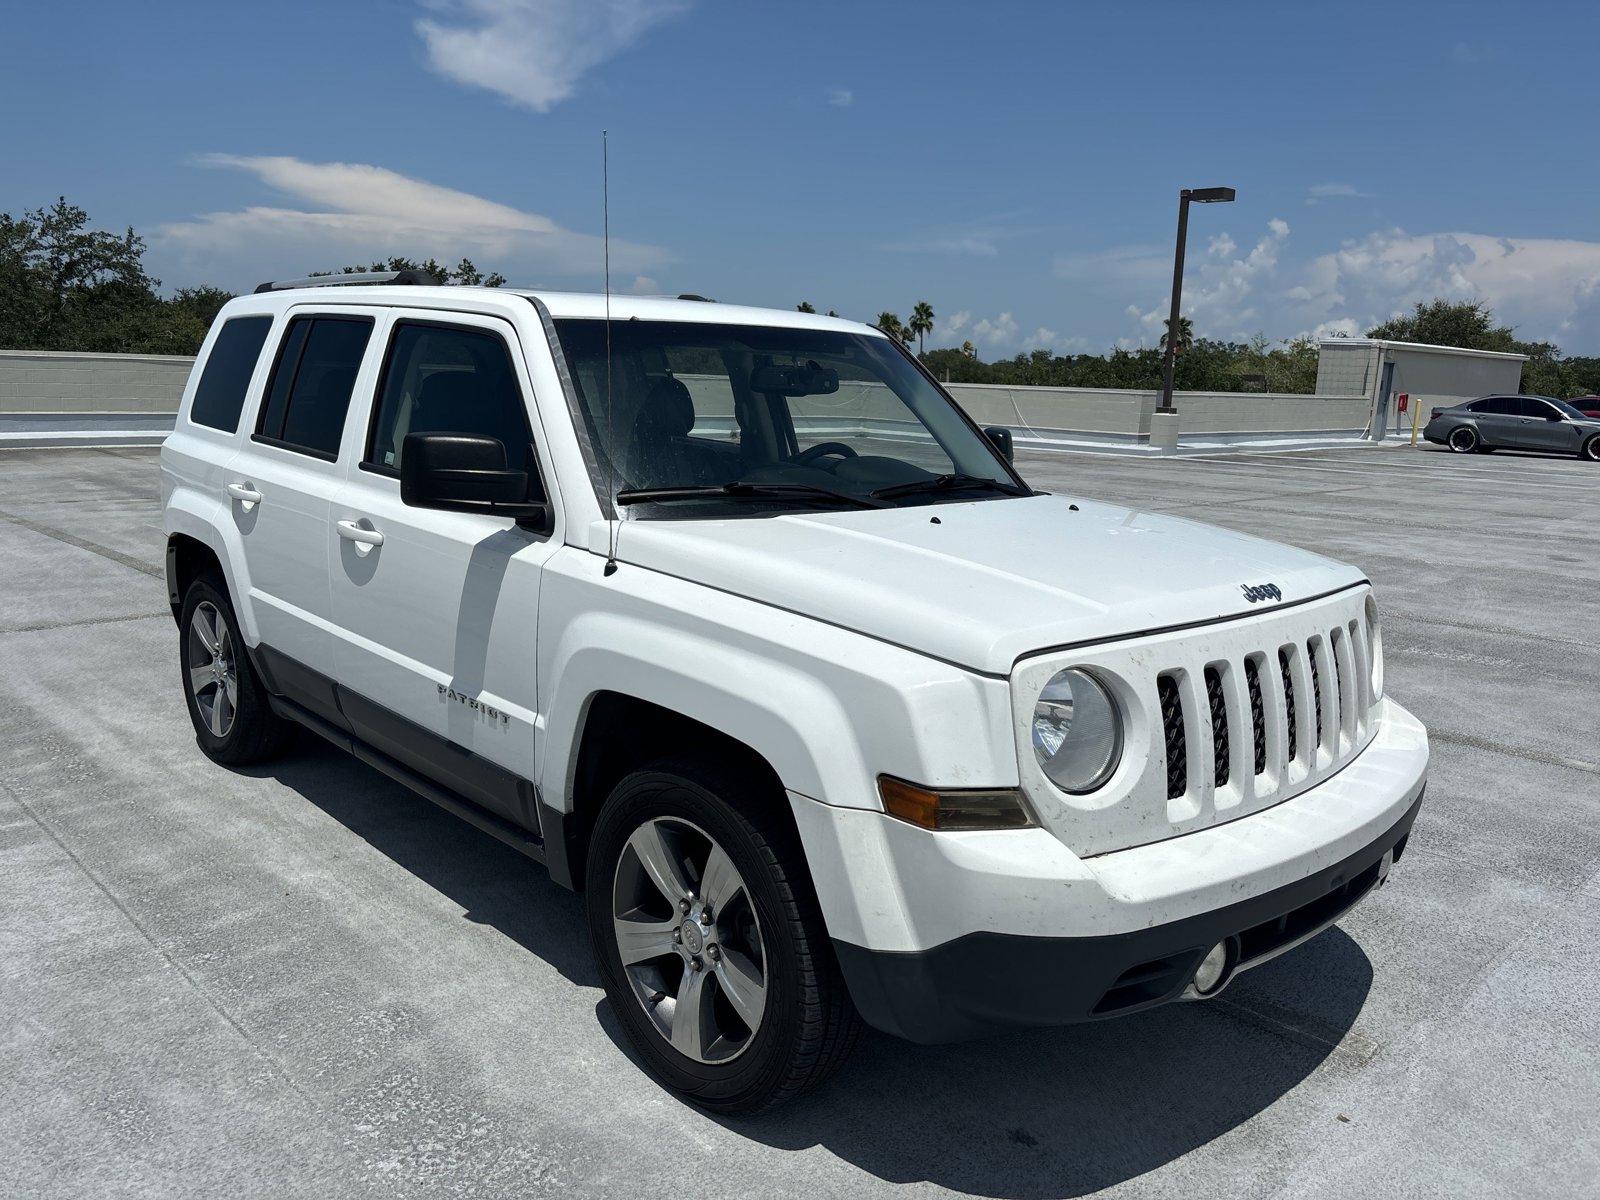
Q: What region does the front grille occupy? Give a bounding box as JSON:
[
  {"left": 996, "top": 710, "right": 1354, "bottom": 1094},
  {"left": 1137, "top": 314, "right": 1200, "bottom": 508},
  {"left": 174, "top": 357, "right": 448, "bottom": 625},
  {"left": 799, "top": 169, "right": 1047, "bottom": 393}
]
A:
[
  {"left": 1153, "top": 607, "right": 1376, "bottom": 805},
  {"left": 1158, "top": 673, "right": 1186, "bottom": 799},
  {"left": 1204, "top": 667, "right": 1229, "bottom": 788}
]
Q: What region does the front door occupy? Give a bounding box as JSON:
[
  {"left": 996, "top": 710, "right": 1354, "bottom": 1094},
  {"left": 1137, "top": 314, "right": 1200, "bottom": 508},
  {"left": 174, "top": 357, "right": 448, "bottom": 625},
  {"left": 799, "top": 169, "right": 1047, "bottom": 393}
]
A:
[
  {"left": 329, "top": 314, "right": 561, "bottom": 826},
  {"left": 1519, "top": 398, "right": 1581, "bottom": 453},
  {"left": 233, "top": 309, "right": 377, "bottom": 723}
]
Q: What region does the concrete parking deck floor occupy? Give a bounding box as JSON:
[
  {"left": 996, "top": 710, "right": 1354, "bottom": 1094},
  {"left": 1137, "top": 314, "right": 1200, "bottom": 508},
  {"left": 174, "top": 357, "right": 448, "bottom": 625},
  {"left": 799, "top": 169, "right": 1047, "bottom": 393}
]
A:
[{"left": 2, "top": 443, "right": 1596, "bottom": 1199}]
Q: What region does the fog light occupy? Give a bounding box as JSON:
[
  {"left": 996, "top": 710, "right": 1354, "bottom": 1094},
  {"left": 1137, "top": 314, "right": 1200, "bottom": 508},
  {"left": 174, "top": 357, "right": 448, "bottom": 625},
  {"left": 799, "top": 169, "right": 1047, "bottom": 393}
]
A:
[{"left": 1193, "top": 942, "right": 1229, "bottom": 995}]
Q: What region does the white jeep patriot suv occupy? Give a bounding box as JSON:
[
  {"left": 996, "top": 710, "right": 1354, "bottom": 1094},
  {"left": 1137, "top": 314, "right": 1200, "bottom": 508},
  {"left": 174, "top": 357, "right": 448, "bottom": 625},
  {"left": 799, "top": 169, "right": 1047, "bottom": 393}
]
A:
[{"left": 160, "top": 272, "right": 1428, "bottom": 1112}]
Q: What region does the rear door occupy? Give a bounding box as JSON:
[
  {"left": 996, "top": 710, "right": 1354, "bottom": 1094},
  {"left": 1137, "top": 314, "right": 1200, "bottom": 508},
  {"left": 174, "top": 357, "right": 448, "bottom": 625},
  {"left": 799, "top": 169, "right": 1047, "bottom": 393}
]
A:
[
  {"left": 235, "top": 308, "right": 379, "bottom": 722},
  {"left": 1471, "top": 397, "right": 1527, "bottom": 447},
  {"left": 328, "top": 312, "right": 561, "bottom": 825}
]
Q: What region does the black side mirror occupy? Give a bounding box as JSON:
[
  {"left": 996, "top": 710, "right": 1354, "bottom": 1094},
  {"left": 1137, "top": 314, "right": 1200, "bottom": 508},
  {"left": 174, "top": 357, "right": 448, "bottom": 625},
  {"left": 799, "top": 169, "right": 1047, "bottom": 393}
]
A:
[
  {"left": 983, "top": 425, "right": 1015, "bottom": 463},
  {"left": 400, "top": 433, "right": 550, "bottom": 529}
]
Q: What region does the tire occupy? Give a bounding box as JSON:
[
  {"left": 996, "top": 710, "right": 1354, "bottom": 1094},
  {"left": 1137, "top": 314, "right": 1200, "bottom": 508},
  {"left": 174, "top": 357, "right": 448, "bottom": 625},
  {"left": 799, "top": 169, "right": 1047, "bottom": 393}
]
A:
[
  {"left": 1447, "top": 425, "right": 1480, "bottom": 454},
  {"left": 1583, "top": 434, "right": 1600, "bottom": 463},
  {"left": 585, "top": 758, "right": 862, "bottom": 1113},
  {"left": 178, "top": 573, "right": 295, "bottom": 765}
]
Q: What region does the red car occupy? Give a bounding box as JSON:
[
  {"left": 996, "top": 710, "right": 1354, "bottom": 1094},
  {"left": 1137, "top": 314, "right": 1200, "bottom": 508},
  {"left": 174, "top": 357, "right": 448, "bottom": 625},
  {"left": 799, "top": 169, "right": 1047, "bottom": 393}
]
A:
[{"left": 1570, "top": 396, "right": 1600, "bottom": 418}]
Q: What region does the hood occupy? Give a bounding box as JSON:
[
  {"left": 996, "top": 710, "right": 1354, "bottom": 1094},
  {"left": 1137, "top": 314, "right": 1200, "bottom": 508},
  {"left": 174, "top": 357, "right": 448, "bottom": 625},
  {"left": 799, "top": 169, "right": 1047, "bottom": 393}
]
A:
[{"left": 611, "top": 494, "right": 1366, "bottom": 675}]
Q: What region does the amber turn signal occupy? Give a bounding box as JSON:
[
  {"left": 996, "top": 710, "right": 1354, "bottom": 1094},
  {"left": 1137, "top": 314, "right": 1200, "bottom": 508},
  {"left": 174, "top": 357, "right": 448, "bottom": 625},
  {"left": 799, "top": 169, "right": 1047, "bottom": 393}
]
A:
[{"left": 878, "top": 776, "right": 1036, "bottom": 831}]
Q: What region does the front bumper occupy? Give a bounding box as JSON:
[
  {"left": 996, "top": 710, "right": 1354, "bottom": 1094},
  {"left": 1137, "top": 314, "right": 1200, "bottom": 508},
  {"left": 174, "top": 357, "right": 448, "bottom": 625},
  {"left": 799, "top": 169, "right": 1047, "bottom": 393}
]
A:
[
  {"left": 835, "top": 791, "right": 1419, "bottom": 1042},
  {"left": 791, "top": 696, "right": 1428, "bottom": 1043}
]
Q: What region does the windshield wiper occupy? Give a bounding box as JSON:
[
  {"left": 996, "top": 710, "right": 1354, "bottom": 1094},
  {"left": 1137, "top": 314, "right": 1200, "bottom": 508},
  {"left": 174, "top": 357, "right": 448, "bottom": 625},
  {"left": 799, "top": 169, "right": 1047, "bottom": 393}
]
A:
[
  {"left": 615, "top": 481, "right": 892, "bottom": 509},
  {"left": 869, "top": 474, "right": 1030, "bottom": 500}
]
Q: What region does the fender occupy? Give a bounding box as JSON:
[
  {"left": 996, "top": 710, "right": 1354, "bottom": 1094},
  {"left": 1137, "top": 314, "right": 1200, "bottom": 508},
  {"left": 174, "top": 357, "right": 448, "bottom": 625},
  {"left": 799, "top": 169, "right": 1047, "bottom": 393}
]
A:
[{"left": 536, "top": 550, "right": 1018, "bottom": 819}]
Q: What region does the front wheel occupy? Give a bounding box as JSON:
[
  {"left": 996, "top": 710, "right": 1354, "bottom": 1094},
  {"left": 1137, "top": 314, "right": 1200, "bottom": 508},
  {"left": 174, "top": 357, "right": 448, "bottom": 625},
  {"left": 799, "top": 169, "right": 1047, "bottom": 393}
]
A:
[
  {"left": 585, "top": 759, "right": 861, "bottom": 1112},
  {"left": 1583, "top": 434, "right": 1600, "bottom": 462}
]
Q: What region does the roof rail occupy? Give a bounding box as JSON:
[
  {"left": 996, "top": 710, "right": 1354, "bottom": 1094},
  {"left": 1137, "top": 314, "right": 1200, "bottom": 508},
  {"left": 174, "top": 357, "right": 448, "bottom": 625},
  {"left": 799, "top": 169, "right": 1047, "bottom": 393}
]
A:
[
  {"left": 253, "top": 269, "right": 433, "bottom": 294},
  {"left": 676, "top": 293, "right": 715, "bottom": 302}
]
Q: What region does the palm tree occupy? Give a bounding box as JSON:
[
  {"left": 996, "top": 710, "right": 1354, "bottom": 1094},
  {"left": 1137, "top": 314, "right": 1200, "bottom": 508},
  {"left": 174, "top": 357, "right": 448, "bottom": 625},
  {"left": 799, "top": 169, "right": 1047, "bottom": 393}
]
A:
[
  {"left": 876, "top": 311, "right": 909, "bottom": 345},
  {"left": 961, "top": 340, "right": 976, "bottom": 359},
  {"left": 908, "top": 300, "right": 935, "bottom": 355},
  {"left": 796, "top": 301, "right": 816, "bottom": 313},
  {"left": 1160, "top": 315, "right": 1194, "bottom": 355}
]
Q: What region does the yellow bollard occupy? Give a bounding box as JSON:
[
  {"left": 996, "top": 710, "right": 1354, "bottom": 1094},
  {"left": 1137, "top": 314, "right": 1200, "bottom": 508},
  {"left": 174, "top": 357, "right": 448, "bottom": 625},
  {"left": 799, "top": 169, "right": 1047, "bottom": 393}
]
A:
[{"left": 1410, "top": 398, "right": 1422, "bottom": 446}]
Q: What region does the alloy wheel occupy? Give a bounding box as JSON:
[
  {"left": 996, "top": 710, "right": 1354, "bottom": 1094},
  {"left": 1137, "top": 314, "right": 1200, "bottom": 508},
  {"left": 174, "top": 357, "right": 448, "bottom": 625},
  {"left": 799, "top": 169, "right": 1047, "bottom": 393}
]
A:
[
  {"left": 187, "top": 601, "right": 237, "bottom": 738},
  {"left": 610, "top": 816, "right": 768, "bottom": 1064},
  {"left": 1448, "top": 426, "right": 1477, "bottom": 453}
]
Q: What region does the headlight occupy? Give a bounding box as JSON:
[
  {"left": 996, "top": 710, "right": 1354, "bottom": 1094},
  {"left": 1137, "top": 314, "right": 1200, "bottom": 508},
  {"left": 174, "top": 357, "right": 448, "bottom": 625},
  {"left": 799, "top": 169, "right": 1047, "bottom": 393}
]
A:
[
  {"left": 1365, "top": 595, "right": 1384, "bottom": 700},
  {"left": 1032, "top": 668, "right": 1122, "bottom": 793}
]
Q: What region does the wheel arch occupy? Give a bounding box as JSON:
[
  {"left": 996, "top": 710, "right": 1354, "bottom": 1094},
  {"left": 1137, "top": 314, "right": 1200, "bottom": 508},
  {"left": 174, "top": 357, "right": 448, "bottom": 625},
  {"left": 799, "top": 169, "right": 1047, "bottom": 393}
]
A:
[
  {"left": 548, "top": 690, "right": 797, "bottom": 892},
  {"left": 164, "top": 495, "right": 258, "bottom": 642}
]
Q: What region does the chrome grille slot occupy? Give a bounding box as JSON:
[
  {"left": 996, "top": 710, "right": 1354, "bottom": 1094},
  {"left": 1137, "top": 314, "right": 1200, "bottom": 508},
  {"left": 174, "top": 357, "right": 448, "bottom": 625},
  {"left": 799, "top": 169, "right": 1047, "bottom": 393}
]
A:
[
  {"left": 1279, "top": 647, "right": 1298, "bottom": 763},
  {"left": 1157, "top": 672, "right": 1186, "bottom": 800},
  {"left": 1204, "top": 666, "right": 1230, "bottom": 788},
  {"left": 1244, "top": 656, "right": 1267, "bottom": 775},
  {"left": 1307, "top": 637, "right": 1325, "bottom": 749}
]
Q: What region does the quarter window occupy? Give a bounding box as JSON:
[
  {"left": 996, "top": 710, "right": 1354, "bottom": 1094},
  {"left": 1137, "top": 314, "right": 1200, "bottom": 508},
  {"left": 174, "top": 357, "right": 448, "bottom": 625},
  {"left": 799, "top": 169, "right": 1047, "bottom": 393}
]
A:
[
  {"left": 256, "top": 316, "right": 374, "bottom": 458},
  {"left": 189, "top": 316, "right": 272, "bottom": 432},
  {"left": 365, "top": 322, "right": 534, "bottom": 474}
]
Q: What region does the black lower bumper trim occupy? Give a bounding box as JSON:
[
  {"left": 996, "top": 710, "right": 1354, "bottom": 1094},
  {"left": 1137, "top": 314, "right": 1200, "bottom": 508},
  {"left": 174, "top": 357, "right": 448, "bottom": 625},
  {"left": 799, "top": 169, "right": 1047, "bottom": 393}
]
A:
[{"left": 834, "top": 788, "right": 1423, "bottom": 1044}]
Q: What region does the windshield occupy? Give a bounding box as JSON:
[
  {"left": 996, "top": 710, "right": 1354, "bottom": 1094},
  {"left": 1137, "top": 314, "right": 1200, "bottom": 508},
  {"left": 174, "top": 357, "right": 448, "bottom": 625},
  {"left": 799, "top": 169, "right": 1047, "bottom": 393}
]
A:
[{"left": 550, "top": 319, "right": 1023, "bottom": 515}]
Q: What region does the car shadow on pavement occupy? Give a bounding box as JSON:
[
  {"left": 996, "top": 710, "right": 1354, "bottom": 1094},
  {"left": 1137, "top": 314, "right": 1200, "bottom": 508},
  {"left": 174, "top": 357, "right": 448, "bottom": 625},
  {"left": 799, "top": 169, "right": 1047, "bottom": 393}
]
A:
[
  {"left": 251, "top": 737, "right": 1374, "bottom": 1199},
  {"left": 612, "top": 925, "right": 1374, "bottom": 1199},
  {"left": 244, "top": 736, "right": 598, "bottom": 989}
]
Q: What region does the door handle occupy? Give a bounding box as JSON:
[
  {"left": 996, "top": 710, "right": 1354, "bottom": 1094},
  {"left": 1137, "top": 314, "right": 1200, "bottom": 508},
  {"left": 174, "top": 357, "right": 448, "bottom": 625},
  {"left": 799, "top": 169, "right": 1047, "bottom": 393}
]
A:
[
  {"left": 225, "top": 481, "right": 263, "bottom": 507},
  {"left": 337, "top": 520, "right": 385, "bottom": 551}
]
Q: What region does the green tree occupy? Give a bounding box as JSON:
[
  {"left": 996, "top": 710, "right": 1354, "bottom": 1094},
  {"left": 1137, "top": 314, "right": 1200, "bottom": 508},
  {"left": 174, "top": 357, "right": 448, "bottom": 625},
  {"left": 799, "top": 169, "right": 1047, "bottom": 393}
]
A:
[
  {"left": 0, "top": 197, "right": 161, "bottom": 351},
  {"left": 908, "top": 300, "right": 935, "bottom": 355},
  {"left": 1159, "top": 315, "right": 1194, "bottom": 355},
  {"left": 323, "top": 257, "right": 505, "bottom": 286},
  {"left": 1367, "top": 298, "right": 1514, "bottom": 351},
  {"left": 796, "top": 301, "right": 816, "bottom": 313},
  {"left": 875, "top": 311, "right": 910, "bottom": 345}
]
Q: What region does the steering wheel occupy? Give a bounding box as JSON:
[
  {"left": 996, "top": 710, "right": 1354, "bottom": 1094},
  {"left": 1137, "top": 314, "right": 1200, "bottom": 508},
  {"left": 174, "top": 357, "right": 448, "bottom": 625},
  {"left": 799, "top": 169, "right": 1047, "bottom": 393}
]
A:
[{"left": 792, "top": 442, "right": 859, "bottom": 466}]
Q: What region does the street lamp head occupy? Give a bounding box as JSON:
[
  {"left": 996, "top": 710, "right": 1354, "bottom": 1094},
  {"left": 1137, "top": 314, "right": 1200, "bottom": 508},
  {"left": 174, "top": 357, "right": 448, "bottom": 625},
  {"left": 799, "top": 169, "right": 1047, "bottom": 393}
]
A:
[{"left": 1185, "top": 186, "right": 1236, "bottom": 204}]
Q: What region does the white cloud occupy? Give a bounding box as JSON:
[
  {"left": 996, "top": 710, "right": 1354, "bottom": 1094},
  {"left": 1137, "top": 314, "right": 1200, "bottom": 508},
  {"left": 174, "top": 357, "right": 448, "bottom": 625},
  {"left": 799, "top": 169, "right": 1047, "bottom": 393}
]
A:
[
  {"left": 1286, "top": 229, "right": 1600, "bottom": 345},
  {"left": 627, "top": 274, "right": 659, "bottom": 294},
  {"left": 885, "top": 234, "right": 1000, "bottom": 257},
  {"left": 826, "top": 87, "right": 854, "bottom": 108},
  {"left": 932, "top": 311, "right": 1085, "bottom": 356},
  {"left": 416, "top": 0, "right": 690, "bottom": 111},
  {"left": 155, "top": 154, "right": 667, "bottom": 286},
  {"left": 1130, "top": 218, "right": 1291, "bottom": 341},
  {"left": 1305, "top": 182, "right": 1372, "bottom": 205}
]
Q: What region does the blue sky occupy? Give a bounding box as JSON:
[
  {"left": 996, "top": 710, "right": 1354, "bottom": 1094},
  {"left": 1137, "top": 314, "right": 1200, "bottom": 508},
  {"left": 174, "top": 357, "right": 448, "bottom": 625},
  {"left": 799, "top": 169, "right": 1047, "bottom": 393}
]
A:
[{"left": 8, "top": 0, "right": 1600, "bottom": 354}]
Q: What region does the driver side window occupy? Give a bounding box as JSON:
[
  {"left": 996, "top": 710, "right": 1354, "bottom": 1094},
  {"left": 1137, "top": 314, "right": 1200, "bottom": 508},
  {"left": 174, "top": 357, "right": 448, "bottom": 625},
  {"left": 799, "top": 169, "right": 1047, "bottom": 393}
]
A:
[{"left": 365, "top": 322, "right": 534, "bottom": 475}]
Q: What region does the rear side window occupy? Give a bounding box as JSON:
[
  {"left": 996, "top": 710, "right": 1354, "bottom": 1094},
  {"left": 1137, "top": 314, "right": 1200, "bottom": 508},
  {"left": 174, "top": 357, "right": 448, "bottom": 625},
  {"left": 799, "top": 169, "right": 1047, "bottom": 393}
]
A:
[
  {"left": 256, "top": 315, "right": 374, "bottom": 459},
  {"left": 190, "top": 316, "right": 272, "bottom": 432},
  {"left": 1475, "top": 397, "right": 1519, "bottom": 415},
  {"left": 365, "top": 322, "right": 533, "bottom": 474}
]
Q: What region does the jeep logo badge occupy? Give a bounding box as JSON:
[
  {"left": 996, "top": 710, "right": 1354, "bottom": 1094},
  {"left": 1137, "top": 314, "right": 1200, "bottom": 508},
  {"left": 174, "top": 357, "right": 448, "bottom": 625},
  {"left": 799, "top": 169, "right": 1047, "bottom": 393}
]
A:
[{"left": 1240, "top": 583, "right": 1282, "bottom": 604}]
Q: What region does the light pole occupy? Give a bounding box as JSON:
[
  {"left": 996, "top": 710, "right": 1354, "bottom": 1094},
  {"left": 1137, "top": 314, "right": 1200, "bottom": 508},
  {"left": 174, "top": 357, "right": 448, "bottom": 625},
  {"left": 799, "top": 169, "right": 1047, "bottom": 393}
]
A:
[{"left": 1157, "top": 186, "right": 1236, "bottom": 415}]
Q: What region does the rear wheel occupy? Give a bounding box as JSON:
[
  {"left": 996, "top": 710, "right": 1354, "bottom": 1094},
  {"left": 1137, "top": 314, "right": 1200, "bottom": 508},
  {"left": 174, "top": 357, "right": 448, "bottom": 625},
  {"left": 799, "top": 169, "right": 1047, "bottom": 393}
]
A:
[
  {"left": 585, "top": 758, "right": 861, "bottom": 1112},
  {"left": 178, "top": 574, "right": 294, "bottom": 765},
  {"left": 1583, "top": 434, "right": 1600, "bottom": 462},
  {"left": 1447, "top": 425, "right": 1480, "bottom": 454}
]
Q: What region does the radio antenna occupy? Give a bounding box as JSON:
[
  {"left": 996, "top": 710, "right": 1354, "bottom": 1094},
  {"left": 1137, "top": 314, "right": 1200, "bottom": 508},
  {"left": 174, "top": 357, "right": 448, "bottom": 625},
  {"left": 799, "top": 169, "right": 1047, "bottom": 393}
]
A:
[{"left": 602, "top": 129, "right": 619, "bottom": 577}]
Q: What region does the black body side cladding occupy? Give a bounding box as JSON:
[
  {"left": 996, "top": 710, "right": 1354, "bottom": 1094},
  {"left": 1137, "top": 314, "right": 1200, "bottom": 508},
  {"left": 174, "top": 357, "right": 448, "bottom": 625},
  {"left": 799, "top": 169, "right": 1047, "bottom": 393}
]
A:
[
  {"left": 834, "top": 789, "right": 1423, "bottom": 1044},
  {"left": 249, "top": 644, "right": 572, "bottom": 878}
]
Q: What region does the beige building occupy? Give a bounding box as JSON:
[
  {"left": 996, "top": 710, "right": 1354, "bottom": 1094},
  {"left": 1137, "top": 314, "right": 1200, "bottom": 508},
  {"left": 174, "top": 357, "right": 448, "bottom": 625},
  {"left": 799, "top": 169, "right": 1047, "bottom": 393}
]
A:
[{"left": 1316, "top": 338, "right": 1527, "bottom": 439}]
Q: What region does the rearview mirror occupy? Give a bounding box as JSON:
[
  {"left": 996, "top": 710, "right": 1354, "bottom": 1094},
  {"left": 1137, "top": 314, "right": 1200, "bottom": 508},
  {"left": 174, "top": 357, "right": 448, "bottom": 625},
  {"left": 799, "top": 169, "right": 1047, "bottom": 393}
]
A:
[
  {"left": 400, "top": 433, "right": 550, "bottom": 529},
  {"left": 749, "top": 361, "right": 840, "bottom": 396},
  {"left": 983, "top": 425, "right": 1015, "bottom": 462}
]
